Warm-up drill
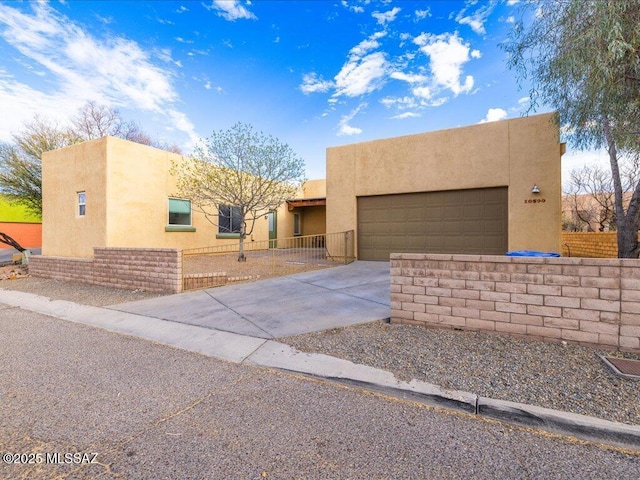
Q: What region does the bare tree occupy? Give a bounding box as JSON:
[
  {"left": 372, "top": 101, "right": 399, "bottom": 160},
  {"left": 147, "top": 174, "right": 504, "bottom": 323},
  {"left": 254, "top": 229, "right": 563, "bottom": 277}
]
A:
[
  {"left": 0, "top": 117, "right": 74, "bottom": 215},
  {"left": 565, "top": 164, "right": 617, "bottom": 232},
  {"left": 565, "top": 158, "right": 640, "bottom": 233},
  {"left": 72, "top": 101, "right": 182, "bottom": 153},
  {"left": 0, "top": 103, "right": 182, "bottom": 214},
  {"left": 173, "top": 123, "right": 306, "bottom": 261}
]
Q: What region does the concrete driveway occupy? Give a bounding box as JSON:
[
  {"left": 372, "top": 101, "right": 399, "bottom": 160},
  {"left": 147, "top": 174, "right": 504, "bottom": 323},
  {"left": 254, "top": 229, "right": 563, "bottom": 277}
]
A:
[{"left": 110, "top": 261, "right": 390, "bottom": 339}]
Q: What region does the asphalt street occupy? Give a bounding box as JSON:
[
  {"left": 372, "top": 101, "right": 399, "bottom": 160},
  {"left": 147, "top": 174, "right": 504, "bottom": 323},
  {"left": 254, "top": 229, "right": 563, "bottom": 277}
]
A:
[{"left": 1, "top": 304, "right": 638, "bottom": 479}]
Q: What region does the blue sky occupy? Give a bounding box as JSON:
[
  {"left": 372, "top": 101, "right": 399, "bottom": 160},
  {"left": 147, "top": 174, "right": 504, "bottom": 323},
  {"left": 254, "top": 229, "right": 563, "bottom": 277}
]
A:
[{"left": 0, "top": 0, "right": 597, "bottom": 181}]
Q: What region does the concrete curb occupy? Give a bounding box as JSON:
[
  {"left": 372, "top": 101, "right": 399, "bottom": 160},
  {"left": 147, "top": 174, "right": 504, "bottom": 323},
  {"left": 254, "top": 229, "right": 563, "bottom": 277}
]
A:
[
  {"left": 478, "top": 397, "right": 640, "bottom": 452},
  {"left": 244, "top": 340, "right": 477, "bottom": 414},
  {"left": 2, "top": 289, "right": 639, "bottom": 452},
  {"left": 243, "top": 340, "right": 640, "bottom": 451}
]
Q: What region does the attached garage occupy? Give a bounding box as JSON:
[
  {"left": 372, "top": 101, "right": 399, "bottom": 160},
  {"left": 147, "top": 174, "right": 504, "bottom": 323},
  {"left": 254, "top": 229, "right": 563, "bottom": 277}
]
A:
[
  {"left": 327, "top": 113, "right": 563, "bottom": 259},
  {"left": 357, "top": 187, "right": 508, "bottom": 261}
]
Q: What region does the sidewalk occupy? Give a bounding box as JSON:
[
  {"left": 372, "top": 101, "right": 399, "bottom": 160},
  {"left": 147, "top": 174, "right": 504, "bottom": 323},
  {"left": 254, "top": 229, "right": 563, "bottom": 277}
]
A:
[{"left": 1, "top": 286, "right": 639, "bottom": 452}]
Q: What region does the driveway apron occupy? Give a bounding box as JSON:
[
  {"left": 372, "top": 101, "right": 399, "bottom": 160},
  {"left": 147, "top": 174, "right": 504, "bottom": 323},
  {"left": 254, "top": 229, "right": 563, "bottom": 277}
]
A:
[{"left": 109, "top": 261, "right": 391, "bottom": 339}]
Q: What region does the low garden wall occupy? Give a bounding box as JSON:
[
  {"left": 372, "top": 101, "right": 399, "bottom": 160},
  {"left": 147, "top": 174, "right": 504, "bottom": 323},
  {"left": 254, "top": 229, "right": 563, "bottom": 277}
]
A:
[
  {"left": 561, "top": 231, "right": 640, "bottom": 258},
  {"left": 30, "top": 248, "right": 182, "bottom": 293},
  {"left": 391, "top": 253, "right": 640, "bottom": 353}
]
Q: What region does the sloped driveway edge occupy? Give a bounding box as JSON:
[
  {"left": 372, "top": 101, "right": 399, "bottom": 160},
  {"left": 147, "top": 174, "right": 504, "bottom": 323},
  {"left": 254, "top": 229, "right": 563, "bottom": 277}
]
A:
[{"left": 246, "top": 340, "right": 640, "bottom": 453}]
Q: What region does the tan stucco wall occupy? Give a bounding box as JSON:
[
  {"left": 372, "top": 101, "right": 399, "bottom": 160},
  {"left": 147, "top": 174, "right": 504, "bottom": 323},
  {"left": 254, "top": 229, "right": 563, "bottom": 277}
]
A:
[
  {"left": 299, "top": 206, "right": 326, "bottom": 236},
  {"left": 43, "top": 137, "right": 274, "bottom": 257},
  {"left": 277, "top": 179, "right": 327, "bottom": 238},
  {"left": 326, "top": 113, "right": 562, "bottom": 256},
  {"left": 302, "top": 179, "right": 326, "bottom": 198},
  {"left": 42, "top": 137, "right": 109, "bottom": 257}
]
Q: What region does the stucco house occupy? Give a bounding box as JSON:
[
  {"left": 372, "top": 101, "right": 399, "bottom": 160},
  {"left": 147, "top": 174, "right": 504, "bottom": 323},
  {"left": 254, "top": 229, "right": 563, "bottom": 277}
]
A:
[
  {"left": 40, "top": 112, "right": 562, "bottom": 263},
  {"left": 327, "top": 112, "right": 564, "bottom": 260},
  {"left": 41, "top": 136, "right": 326, "bottom": 258}
]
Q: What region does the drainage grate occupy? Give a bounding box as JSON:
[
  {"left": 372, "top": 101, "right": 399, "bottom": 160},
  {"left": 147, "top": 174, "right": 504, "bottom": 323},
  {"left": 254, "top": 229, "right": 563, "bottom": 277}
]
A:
[{"left": 601, "top": 356, "right": 640, "bottom": 379}]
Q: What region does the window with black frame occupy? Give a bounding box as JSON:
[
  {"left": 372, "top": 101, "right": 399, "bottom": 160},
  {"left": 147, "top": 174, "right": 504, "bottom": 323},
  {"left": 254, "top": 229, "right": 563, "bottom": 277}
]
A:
[{"left": 218, "top": 205, "right": 242, "bottom": 233}]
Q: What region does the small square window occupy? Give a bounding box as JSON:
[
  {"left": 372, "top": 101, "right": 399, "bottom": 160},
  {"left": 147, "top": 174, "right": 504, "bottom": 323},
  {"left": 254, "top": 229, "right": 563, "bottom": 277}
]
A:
[
  {"left": 78, "top": 192, "right": 86, "bottom": 217},
  {"left": 168, "top": 198, "right": 192, "bottom": 226}
]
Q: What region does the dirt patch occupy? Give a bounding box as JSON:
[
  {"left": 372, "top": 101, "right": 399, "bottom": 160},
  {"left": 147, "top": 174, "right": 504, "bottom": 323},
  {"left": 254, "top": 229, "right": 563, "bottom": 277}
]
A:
[
  {"left": 183, "top": 249, "right": 345, "bottom": 286},
  {"left": 0, "top": 264, "right": 28, "bottom": 280}
]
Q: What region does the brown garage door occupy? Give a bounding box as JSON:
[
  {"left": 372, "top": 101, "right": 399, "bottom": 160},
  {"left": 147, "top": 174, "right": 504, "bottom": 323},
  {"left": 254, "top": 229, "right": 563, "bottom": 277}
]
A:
[{"left": 357, "top": 187, "right": 508, "bottom": 261}]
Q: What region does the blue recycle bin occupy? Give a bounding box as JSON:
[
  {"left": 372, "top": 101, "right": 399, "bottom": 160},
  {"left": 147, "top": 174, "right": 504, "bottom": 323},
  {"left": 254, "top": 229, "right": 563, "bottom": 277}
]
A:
[{"left": 506, "top": 250, "right": 560, "bottom": 257}]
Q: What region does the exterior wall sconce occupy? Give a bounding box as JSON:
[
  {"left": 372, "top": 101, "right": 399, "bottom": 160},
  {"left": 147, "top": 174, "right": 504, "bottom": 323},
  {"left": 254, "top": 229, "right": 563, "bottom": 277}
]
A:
[{"left": 531, "top": 185, "right": 540, "bottom": 194}]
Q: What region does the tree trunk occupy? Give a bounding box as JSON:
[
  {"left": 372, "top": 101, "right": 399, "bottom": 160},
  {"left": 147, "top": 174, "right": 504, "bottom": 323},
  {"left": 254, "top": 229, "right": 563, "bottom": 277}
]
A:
[
  {"left": 618, "top": 220, "right": 640, "bottom": 258},
  {"left": 238, "top": 222, "right": 246, "bottom": 262},
  {"left": 0, "top": 232, "right": 25, "bottom": 252},
  {"left": 602, "top": 117, "right": 640, "bottom": 258}
]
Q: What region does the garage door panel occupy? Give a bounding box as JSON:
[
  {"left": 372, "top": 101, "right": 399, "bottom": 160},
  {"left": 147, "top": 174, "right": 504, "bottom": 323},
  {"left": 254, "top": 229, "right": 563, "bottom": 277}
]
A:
[{"left": 357, "top": 187, "right": 508, "bottom": 261}]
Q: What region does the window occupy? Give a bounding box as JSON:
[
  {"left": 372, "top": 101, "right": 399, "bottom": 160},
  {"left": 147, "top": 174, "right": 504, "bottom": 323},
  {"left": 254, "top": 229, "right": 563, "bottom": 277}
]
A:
[
  {"left": 168, "top": 198, "right": 191, "bottom": 226},
  {"left": 219, "top": 205, "right": 242, "bottom": 233},
  {"left": 293, "top": 213, "right": 301, "bottom": 236},
  {"left": 77, "top": 191, "right": 86, "bottom": 217}
]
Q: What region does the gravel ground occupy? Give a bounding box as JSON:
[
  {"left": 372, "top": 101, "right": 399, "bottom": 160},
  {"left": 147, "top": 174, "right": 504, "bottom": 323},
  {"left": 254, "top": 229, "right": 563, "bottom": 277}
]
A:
[
  {"left": 3, "top": 308, "right": 639, "bottom": 479},
  {"left": 282, "top": 322, "right": 640, "bottom": 426},
  {"left": 0, "top": 275, "right": 165, "bottom": 306}
]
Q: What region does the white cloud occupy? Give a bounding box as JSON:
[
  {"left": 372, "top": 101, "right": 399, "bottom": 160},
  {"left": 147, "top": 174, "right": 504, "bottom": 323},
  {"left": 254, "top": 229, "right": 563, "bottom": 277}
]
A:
[
  {"left": 341, "top": 1, "right": 364, "bottom": 14},
  {"left": 507, "top": 0, "right": 520, "bottom": 5},
  {"left": 204, "top": 81, "right": 212, "bottom": 90},
  {"left": 349, "top": 32, "right": 386, "bottom": 56},
  {"left": 334, "top": 51, "right": 388, "bottom": 97},
  {"left": 300, "top": 72, "right": 334, "bottom": 94},
  {"left": 372, "top": 7, "right": 401, "bottom": 25},
  {"left": 380, "top": 96, "right": 418, "bottom": 110},
  {"left": 176, "top": 5, "right": 189, "bottom": 13},
  {"left": 415, "top": 9, "right": 431, "bottom": 21},
  {"left": 506, "top": 16, "right": 515, "bottom": 24},
  {"left": 0, "top": 2, "right": 196, "bottom": 144},
  {"left": 391, "top": 111, "right": 421, "bottom": 120},
  {"left": 412, "top": 86, "right": 432, "bottom": 99},
  {"left": 416, "top": 32, "right": 477, "bottom": 96},
  {"left": 94, "top": 14, "right": 113, "bottom": 25},
  {"left": 390, "top": 71, "right": 428, "bottom": 84},
  {"left": 455, "top": 2, "right": 496, "bottom": 35},
  {"left": 203, "top": 0, "right": 257, "bottom": 21},
  {"left": 479, "top": 108, "right": 508, "bottom": 123},
  {"left": 337, "top": 103, "right": 367, "bottom": 136}
]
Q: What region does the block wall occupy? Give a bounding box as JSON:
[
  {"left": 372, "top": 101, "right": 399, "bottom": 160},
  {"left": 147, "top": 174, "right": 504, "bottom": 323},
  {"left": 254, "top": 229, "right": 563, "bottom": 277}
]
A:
[
  {"left": 561, "top": 232, "right": 640, "bottom": 258},
  {"left": 182, "top": 272, "right": 260, "bottom": 291},
  {"left": 391, "top": 253, "right": 640, "bottom": 353},
  {"left": 29, "top": 255, "right": 93, "bottom": 284},
  {"left": 30, "top": 248, "right": 182, "bottom": 293}
]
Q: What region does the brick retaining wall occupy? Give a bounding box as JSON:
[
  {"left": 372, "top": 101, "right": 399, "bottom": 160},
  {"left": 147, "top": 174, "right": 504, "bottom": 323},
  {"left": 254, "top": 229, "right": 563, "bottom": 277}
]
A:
[
  {"left": 561, "top": 232, "right": 640, "bottom": 258},
  {"left": 30, "top": 248, "right": 182, "bottom": 293},
  {"left": 29, "top": 255, "right": 93, "bottom": 284},
  {"left": 391, "top": 253, "right": 640, "bottom": 353},
  {"left": 182, "top": 273, "right": 261, "bottom": 291}
]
